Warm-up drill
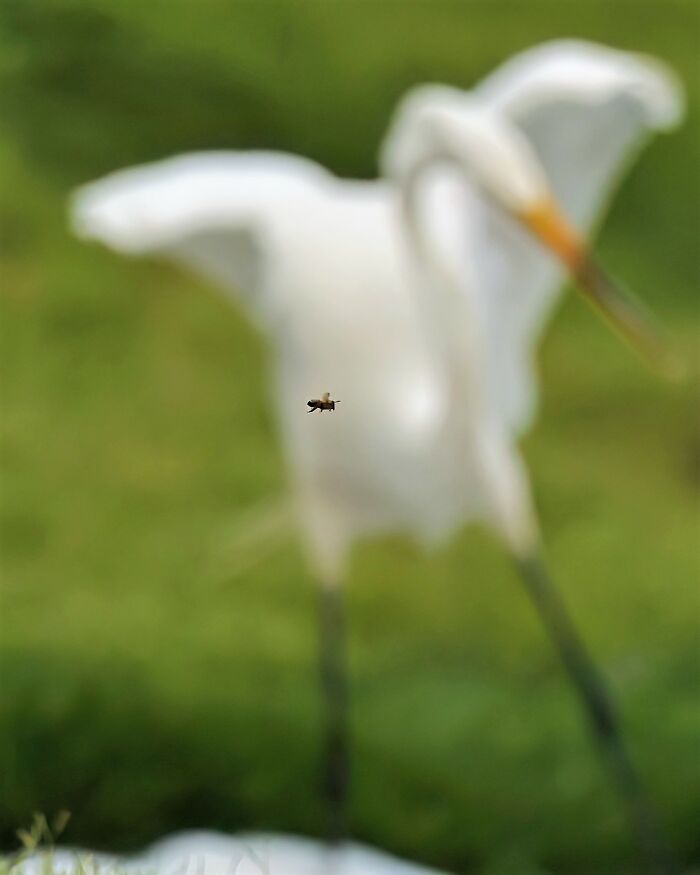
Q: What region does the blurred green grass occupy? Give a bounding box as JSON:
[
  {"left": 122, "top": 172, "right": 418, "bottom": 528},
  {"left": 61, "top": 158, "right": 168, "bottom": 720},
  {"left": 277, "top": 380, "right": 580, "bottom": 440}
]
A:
[{"left": 0, "top": 1, "right": 699, "bottom": 873}]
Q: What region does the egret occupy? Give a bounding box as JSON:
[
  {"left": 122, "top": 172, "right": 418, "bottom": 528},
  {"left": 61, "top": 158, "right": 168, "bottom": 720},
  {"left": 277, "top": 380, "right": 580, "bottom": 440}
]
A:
[{"left": 71, "top": 40, "right": 683, "bottom": 871}]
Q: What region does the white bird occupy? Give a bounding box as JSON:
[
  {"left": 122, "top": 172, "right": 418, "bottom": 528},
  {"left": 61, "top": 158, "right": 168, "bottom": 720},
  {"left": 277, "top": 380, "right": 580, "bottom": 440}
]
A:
[
  {"left": 18, "top": 830, "right": 449, "bottom": 875},
  {"left": 70, "top": 40, "right": 682, "bottom": 870}
]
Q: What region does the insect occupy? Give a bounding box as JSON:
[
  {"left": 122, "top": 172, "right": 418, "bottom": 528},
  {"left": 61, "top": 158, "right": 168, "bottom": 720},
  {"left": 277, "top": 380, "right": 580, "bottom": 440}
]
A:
[{"left": 307, "top": 392, "right": 341, "bottom": 413}]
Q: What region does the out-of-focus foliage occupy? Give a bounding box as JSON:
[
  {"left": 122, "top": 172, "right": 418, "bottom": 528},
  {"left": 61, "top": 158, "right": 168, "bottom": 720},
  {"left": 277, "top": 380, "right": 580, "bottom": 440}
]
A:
[{"left": 0, "top": 2, "right": 698, "bottom": 873}]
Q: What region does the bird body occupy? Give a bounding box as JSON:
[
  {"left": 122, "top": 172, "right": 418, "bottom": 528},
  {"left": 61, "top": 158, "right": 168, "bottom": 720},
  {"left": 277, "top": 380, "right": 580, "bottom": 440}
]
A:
[
  {"left": 75, "top": 164, "right": 503, "bottom": 572},
  {"left": 72, "top": 41, "right": 681, "bottom": 580}
]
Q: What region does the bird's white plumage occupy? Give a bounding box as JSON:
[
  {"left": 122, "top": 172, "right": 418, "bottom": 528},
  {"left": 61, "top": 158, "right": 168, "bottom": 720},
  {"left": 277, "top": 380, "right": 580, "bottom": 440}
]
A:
[
  {"left": 70, "top": 40, "right": 683, "bottom": 579},
  {"left": 16, "top": 831, "right": 449, "bottom": 875}
]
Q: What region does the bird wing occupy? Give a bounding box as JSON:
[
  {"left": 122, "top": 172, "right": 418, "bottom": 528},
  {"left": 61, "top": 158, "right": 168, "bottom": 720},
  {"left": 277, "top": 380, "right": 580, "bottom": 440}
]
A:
[
  {"left": 467, "top": 40, "right": 683, "bottom": 433},
  {"left": 70, "top": 151, "right": 331, "bottom": 326}
]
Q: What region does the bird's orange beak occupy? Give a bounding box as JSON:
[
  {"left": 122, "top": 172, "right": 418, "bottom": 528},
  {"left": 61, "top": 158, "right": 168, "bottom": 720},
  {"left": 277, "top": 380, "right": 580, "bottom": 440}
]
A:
[{"left": 518, "top": 199, "right": 681, "bottom": 379}]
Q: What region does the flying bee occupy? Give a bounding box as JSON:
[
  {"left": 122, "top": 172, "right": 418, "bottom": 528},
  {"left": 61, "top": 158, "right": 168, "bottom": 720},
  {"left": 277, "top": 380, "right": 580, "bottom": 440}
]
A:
[{"left": 307, "top": 392, "right": 341, "bottom": 413}]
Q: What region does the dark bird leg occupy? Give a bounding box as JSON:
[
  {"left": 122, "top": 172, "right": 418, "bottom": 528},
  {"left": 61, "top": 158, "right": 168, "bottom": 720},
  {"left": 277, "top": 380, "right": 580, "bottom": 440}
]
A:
[
  {"left": 318, "top": 582, "right": 350, "bottom": 845},
  {"left": 515, "top": 553, "right": 675, "bottom": 875}
]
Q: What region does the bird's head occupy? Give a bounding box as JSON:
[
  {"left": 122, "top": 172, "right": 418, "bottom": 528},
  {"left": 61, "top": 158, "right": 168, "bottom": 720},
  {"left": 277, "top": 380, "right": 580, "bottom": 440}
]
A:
[{"left": 381, "top": 86, "right": 680, "bottom": 378}]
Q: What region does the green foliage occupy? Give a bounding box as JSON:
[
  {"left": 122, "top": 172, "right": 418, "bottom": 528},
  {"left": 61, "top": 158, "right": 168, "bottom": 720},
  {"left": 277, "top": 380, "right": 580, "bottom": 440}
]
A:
[{"left": 0, "top": 1, "right": 698, "bottom": 873}]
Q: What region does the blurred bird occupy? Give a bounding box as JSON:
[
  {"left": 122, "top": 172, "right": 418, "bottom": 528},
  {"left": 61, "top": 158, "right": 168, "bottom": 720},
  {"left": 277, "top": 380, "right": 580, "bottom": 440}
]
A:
[{"left": 71, "top": 40, "right": 683, "bottom": 871}]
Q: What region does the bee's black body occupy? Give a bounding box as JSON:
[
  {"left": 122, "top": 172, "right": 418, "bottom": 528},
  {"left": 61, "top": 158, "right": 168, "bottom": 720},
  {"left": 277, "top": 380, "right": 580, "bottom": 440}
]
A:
[{"left": 307, "top": 396, "right": 340, "bottom": 412}]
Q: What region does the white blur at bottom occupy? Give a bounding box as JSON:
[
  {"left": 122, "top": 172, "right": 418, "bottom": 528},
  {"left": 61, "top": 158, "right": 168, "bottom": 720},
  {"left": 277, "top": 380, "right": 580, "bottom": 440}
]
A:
[{"left": 16, "top": 831, "right": 449, "bottom": 875}]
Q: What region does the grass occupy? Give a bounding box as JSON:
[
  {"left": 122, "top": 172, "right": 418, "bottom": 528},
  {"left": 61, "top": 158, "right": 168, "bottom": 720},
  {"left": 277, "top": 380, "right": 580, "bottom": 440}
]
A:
[
  {"left": 1, "top": 813, "right": 148, "bottom": 875},
  {"left": 0, "top": 1, "right": 699, "bottom": 873}
]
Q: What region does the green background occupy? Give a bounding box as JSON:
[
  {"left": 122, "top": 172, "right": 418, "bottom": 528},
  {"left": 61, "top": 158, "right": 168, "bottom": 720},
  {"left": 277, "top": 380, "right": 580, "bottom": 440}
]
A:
[{"left": 0, "top": 1, "right": 698, "bottom": 872}]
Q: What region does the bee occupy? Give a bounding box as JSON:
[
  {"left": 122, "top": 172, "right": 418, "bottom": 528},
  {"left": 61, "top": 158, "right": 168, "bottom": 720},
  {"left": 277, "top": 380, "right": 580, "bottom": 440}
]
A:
[{"left": 307, "top": 392, "right": 341, "bottom": 413}]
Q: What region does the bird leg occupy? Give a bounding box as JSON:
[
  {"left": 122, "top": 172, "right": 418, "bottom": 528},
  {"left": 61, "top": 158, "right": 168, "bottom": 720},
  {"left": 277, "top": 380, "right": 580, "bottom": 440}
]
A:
[
  {"left": 515, "top": 553, "right": 675, "bottom": 875},
  {"left": 317, "top": 581, "right": 350, "bottom": 844}
]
